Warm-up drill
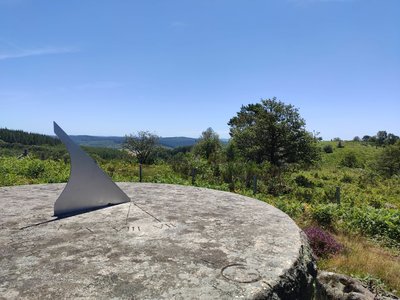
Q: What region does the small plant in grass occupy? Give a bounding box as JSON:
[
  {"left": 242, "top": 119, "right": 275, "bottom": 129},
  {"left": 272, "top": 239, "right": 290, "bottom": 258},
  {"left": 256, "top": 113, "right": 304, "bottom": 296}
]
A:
[
  {"left": 304, "top": 226, "right": 343, "bottom": 258},
  {"left": 294, "top": 174, "right": 314, "bottom": 188},
  {"left": 341, "top": 174, "right": 353, "bottom": 183},
  {"left": 323, "top": 144, "right": 333, "bottom": 153}
]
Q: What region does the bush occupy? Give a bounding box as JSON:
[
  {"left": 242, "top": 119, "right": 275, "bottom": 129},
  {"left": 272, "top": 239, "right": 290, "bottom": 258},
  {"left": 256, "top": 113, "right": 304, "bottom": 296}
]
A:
[
  {"left": 294, "top": 174, "right": 314, "bottom": 188},
  {"left": 374, "top": 141, "right": 400, "bottom": 177},
  {"left": 341, "top": 174, "right": 353, "bottom": 183},
  {"left": 304, "top": 226, "right": 342, "bottom": 258},
  {"left": 274, "top": 199, "right": 304, "bottom": 219},
  {"left": 311, "top": 204, "right": 337, "bottom": 227},
  {"left": 323, "top": 144, "right": 333, "bottom": 153},
  {"left": 341, "top": 206, "right": 400, "bottom": 244},
  {"left": 293, "top": 187, "right": 314, "bottom": 202},
  {"left": 340, "top": 152, "right": 359, "bottom": 168},
  {"left": 26, "top": 160, "right": 46, "bottom": 178}
]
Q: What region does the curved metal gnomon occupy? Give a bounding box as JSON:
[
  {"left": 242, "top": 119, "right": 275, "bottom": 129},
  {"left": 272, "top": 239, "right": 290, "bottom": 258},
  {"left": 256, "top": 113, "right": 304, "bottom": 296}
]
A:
[{"left": 53, "top": 122, "right": 130, "bottom": 217}]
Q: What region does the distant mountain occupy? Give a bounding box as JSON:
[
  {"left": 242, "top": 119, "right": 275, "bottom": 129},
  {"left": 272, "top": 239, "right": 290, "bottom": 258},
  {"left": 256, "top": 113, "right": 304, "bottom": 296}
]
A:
[
  {"left": 0, "top": 128, "right": 227, "bottom": 149},
  {"left": 158, "top": 137, "right": 198, "bottom": 148},
  {"left": 70, "top": 135, "right": 124, "bottom": 149},
  {"left": 220, "top": 138, "right": 230, "bottom": 144},
  {"left": 69, "top": 135, "right": 200, "bottom": 149}
]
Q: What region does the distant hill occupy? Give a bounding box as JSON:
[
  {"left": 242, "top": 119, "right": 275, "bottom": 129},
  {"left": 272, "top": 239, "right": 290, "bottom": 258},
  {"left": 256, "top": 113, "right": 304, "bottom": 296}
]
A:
[
  {"left": 0, "top": 128, "right": 226, "bottom": 149},
  {"left": 69, "top": 135, "right": 199, "bottom": 149},
  {"left": 69, "top": 135, "right": 124, "bottom": 149},
  {"left": 158, "top": 137, "right": 198, "bottom": 148}
]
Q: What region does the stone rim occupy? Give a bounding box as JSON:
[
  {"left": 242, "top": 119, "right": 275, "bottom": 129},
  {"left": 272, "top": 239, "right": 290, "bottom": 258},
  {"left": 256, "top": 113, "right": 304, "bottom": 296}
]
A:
[{"left": 0, "top": 183, "right": 315, "bottom": 299}]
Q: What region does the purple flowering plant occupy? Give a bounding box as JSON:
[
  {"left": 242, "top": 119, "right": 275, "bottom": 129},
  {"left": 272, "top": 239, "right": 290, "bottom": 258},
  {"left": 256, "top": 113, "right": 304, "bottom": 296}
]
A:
[{"left": 304, "top": 226, "right": 343, "bottom": 258}]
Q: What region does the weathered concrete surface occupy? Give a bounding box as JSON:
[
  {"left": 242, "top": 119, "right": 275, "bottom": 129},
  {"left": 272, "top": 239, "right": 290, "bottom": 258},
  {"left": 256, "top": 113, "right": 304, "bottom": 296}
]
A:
[{"left": 0, "top": 183, "right": 315, "bottom": 299}]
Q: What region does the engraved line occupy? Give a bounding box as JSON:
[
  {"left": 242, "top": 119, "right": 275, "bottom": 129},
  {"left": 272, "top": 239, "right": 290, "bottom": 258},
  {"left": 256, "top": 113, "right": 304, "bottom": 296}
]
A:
[
  {"left": 131, "top": 202, "right": 162, "bottom": 223},
  {"left": 125, "top": 200, "right": 132, "bottom": 225}
]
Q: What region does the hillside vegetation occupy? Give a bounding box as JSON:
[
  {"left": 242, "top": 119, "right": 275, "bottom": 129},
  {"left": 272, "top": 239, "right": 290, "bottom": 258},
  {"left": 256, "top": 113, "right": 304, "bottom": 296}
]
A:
[{"left": 1, "top": 99, "right": 399, "bottom": 295}]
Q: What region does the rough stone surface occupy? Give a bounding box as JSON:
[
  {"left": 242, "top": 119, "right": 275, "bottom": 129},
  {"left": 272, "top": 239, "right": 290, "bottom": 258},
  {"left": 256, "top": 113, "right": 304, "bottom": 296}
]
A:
[
  {"left": 316, "top": 271, "right": 384, "bottom": 300},
  {"left": 0, "top": 183, "right": 315, "bottom": 299}
]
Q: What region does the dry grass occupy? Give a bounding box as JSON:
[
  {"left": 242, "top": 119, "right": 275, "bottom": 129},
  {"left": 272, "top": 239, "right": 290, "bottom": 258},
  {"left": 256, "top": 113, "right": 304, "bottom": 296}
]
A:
[{"left": 318, "top": 233, "right": 400, "bottom": 296}]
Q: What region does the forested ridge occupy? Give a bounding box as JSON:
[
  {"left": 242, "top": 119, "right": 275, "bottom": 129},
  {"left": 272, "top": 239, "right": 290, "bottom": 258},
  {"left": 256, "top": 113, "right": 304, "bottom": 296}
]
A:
[{"left": 0, "top": 128, "right": 61, "bottom": 146}]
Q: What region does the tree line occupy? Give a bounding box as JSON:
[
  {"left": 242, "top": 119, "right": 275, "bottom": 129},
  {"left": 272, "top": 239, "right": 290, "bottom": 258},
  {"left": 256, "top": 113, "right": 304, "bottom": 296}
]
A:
[
  {"left": 0, "top": 128, "right": 61, "bottom": 146},
  {"left": 354, "top": 131, "right": 399, "bottom": 146},
  {"left": 124, "top": 98, "right": 400, "bottom": 186},
  {"left": 2, "top": 98, "right": 398, "bottom": 183}
]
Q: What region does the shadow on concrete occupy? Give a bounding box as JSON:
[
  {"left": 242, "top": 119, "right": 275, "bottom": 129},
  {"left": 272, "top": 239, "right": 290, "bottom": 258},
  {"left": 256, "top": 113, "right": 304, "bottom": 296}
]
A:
[{"left": 19, "top": 203, "right": 121, "bottom": 230}]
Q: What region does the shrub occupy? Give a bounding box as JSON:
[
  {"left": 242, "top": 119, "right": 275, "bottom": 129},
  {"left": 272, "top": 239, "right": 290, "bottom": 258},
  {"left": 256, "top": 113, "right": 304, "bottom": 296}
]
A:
[
  {"left": 341, "top": 174, "right": 353, "bottom": 183},
  {"left": 275, "top": 199, "right": 304, "bottom": 219},
  {"left": 323, "top": 186, "right": 338, "bottom": 203},
  {"left": 323, "top": 144, "right": 333, "bottom": 153},
  {"left": 374, "top": 141, "right": 400, "bottom": 177},
  {"left": 293, "top": 187, "right": 314, "bottom": 202},
  {"left": 342, "top": 207, "right": 400, "bottom": 244},
  {"left": 304, "top": 226, "right": 342, "bottom": 258},
  {"left": 311, "top": 203, "right": 337, "bottom": 227},
  {"left": 294, "top": 174, "right": 314, "bottom": 188},
  {"left": 340, "top": 152, "right": 359, "bottom": 168},
  {"left": 25, "top": 160, "right": 46, "bottom": 179}
]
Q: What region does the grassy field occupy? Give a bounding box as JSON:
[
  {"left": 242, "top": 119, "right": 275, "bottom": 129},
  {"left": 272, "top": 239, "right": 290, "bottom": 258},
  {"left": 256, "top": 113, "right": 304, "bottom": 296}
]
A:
[{"left": 1, "top": 140, "right": 399, "bottom": 295}]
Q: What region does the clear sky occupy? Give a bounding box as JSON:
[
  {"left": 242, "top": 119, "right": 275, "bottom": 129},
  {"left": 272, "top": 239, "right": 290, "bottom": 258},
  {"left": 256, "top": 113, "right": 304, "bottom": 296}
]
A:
[{"left": 0, "top": 0, "right": 399, "bottom": 140}]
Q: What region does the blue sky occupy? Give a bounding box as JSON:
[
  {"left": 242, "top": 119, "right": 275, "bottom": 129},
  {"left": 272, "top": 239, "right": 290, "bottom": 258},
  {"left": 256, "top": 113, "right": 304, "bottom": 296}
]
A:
[{"left": 0, "top": 0, "right": 399, "bottom": 140}]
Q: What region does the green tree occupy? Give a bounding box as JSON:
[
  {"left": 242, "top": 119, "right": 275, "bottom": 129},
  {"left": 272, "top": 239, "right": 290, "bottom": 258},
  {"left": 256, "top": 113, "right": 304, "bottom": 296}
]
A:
[
  {"left": 376, "top": 130, "right": 388, "bottom": 146},
  {"left": 386, "top": 133, "right": 399, "bottom": 145},
  {"left": 192, "top": 128, "right": 222, "bottom": 162},
  {"left": 228, "top": 98, "right": 320, "bottom": 166},
  {"left": 123, "top": 131, "right": 159, "bottom": 164},
  {"left": 375, "top": 141, "right": 400, "bottom": 177},
  {"left": 362, "top": 135, "right": 371, "bottom": 143}
]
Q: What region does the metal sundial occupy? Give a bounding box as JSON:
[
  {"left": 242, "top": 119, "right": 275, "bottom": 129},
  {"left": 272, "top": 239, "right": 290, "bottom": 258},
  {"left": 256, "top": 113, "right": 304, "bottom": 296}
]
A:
[{"left": 53, "top": 122, "right": 130, "bottom": 217}]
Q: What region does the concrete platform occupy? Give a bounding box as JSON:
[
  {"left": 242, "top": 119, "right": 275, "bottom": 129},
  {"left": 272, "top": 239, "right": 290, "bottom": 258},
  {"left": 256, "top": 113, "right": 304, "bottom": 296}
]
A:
[{"left": 0, "top": 183, "right": 315, "bottom": 299}]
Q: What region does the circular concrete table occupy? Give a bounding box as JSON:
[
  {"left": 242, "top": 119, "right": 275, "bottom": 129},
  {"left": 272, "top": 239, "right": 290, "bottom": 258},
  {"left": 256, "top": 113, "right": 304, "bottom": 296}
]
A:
[{"left": 0, "top": 183, "right": 315, "bottom": 299}]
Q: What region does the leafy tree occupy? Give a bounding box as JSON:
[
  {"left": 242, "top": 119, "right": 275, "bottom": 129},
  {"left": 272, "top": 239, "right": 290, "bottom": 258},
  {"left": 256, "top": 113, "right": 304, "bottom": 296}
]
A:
[
  {"left": 225, "top": 141, "right": 237, "bottom": 162},
  {"left": 375, "top": 141, "right": 400, "bottom": 177},
  {"left": 353, "top": 136, "right": 361, "bottom": 142},
  {"left": 228, "top": 98, "right": 319, "bottom": 166},
  {"left": 369, "top": 136, "right": 377, "bottom": 145},
  {"left": 360, "top": 131, "right": 399, "bottom": 146},
  {"left": 192, "top": 128, "right": 222, "bottom": 162},
  {"left": 362, "top": 135, "right": 371, "bottom": 143},
  {"left": 123, "top": 131, "right": 159, "bottom": 164},
  {"left": 386, "top": 133, "right": 399, "bottom": 145},
  {"left": 376, "top": 130, "right": 388, "bottom": 146}
]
